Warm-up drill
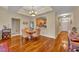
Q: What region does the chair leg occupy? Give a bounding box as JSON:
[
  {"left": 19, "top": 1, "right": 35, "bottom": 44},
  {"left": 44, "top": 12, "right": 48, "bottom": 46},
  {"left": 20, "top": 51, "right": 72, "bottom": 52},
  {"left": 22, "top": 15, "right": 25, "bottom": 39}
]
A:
[
  {"left": 34, "top": 37, "right": 38, "bottom": 41},
  {"left": 21, "top": 37, "right": 28, "bottom": 44}
]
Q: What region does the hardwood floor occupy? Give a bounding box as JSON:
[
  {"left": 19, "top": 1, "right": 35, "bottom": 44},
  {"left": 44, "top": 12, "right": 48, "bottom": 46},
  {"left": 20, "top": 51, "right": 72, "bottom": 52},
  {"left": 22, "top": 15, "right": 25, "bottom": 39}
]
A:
[
  {"left": 9, "top": 36, "right": 64, "bottom": 52},
  {"left": 9, "top": 35, "right": 55, "bottom": 52},
  {"left": 0, "top": 32, "right": 68, "bottom": 52},
  {"left": 53, "top": 31, "right": 68, "bottom": 52}
]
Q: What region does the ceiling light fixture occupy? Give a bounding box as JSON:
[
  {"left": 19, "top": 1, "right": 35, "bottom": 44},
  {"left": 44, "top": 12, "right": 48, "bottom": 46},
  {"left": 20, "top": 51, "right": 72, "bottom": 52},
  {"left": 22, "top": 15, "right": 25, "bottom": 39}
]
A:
[{"left": 29, "top": 6, "right": 37, "bottom": 16}]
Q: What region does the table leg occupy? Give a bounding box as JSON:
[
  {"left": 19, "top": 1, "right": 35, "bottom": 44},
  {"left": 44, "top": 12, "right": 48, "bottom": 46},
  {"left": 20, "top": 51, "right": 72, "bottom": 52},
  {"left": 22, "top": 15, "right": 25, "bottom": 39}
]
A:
[{"left": 28, "top": 34, "right": 32, "bottom": 41}]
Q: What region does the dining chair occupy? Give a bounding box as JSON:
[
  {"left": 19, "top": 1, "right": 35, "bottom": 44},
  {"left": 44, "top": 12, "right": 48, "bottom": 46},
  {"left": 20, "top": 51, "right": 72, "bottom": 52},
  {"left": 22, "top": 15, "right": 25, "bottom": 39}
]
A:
[
  {"left": 22, "top": 29, "right": 29, "bottom": 42},
  {"left": 32, "top": 29, "right": 40, "bottom": 40},
  {"left": 68, "top": 39, "right": 79, "bottom": 52},
  {"left": 0, "top": 40, "right": 9, "bottom": 52}
]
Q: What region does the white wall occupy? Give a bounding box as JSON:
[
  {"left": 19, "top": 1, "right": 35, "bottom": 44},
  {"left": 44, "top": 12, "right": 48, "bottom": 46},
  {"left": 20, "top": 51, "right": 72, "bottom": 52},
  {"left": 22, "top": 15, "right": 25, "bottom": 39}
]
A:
[
  {"left": 72, "top": 7, "right": 79, "bottom": 32},
  {"left": 33, "top": 12, "right": 56, "bottom": 38},
  {"left": 0, "top": 7, "right": 30, "bottom": 35},
  {"left": 0, "top": 7, "right": 56, "bottom": 38},
  {"left": 59, "top": 7, "right": 79, "bottom": 33}
]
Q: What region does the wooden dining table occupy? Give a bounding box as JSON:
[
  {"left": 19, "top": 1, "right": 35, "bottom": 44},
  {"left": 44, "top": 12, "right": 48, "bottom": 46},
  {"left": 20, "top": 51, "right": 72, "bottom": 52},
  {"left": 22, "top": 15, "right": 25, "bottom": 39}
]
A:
[
  {"left": 25, "top": 29, "right": 36, "bottom": 40},
  {"left": 71, "top": 39, "right": 79, "bottom": 47},
  {"left": 71, "top": 39, "right": 79, "bottom": 42}
]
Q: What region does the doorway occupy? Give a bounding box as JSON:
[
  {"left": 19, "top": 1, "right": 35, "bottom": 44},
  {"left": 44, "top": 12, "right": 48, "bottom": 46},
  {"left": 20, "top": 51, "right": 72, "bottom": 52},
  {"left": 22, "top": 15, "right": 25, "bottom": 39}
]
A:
[
  {"left": 58, "top": 13, "right": 72, "bottom": 33},
  {"left": 12, "top": 18, "right": 20, "bottom": 35}
]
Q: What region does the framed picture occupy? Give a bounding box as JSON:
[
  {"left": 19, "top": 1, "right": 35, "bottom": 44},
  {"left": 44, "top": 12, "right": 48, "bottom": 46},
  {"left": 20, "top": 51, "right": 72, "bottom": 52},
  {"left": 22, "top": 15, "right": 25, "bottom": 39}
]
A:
[{"left": 36, "top": 17, "right": 47, "bottom": 28}]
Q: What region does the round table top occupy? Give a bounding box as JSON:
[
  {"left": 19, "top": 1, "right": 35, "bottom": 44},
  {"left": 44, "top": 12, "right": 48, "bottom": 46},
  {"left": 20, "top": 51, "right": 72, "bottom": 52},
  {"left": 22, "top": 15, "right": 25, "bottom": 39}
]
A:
[
  {"left": 71, "top": 39, "right": 79, "bottom": 42},
  {"left": 25, "top": 29, "right": 36, "bottom": 34}
]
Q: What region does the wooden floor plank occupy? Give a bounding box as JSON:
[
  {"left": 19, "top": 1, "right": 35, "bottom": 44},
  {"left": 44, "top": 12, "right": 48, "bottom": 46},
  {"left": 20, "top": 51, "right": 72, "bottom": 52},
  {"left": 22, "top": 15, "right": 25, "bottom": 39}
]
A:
[
  {"left": 8, "top": 35, "right": 56, "bottom": 52},
  {"left": 0, "top": 33, "right": 67, "bottom": 52}
]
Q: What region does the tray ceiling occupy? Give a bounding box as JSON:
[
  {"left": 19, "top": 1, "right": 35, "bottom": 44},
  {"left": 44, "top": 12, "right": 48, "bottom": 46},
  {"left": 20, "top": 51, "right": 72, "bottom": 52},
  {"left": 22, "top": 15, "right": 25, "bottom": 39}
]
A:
[{"left": 0, "top": 6, "right": 75, "bottom": 16}]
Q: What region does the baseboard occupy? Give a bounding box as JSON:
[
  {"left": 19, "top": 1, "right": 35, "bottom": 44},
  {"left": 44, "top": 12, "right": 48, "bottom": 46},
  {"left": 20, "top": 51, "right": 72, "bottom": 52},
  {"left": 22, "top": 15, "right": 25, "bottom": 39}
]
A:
[
  {"left": 11, "top": 34, "right": 56, "bottom": 39},
  {"left": 40, "top": 34, "right": 56, "bottom": 39},
  {"left": 11, "top": 34, "right": 21, "bottom": 37}
]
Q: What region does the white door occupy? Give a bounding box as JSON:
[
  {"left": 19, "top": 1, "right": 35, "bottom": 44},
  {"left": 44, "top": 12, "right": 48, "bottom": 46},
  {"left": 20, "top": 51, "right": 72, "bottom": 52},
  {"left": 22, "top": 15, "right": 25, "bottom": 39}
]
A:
[
  {"left": 12, "top": 18, "right": 20, "bottom": 35},
  {"left": 58, "top": 15, "right": 72, "bottom": 32}
]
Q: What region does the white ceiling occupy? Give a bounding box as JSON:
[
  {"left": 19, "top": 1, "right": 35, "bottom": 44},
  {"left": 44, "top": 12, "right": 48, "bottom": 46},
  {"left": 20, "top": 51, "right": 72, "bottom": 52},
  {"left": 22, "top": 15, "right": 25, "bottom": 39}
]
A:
[
  {"left": 17, "top": 6, "right": 53, "bottom": 16},
  {"left": 52, "top": 6, "right": 75, "bottom": 14},
  {"left": 0, "top": 6, "right": 75, "bottom": 16}
]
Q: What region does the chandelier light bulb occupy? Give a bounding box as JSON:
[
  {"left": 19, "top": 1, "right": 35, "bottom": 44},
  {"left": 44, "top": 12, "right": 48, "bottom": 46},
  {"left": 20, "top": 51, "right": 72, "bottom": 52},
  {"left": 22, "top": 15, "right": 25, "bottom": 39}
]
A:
[{"left": 28, "top": 6, "right": 37, "bottom": 16}]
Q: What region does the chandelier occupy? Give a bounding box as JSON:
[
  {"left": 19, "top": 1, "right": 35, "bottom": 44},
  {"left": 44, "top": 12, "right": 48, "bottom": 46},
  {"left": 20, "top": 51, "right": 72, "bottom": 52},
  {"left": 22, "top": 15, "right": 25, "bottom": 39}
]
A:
[{"left": 29, "top": 6, "right": 37, "bottom": 16}]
